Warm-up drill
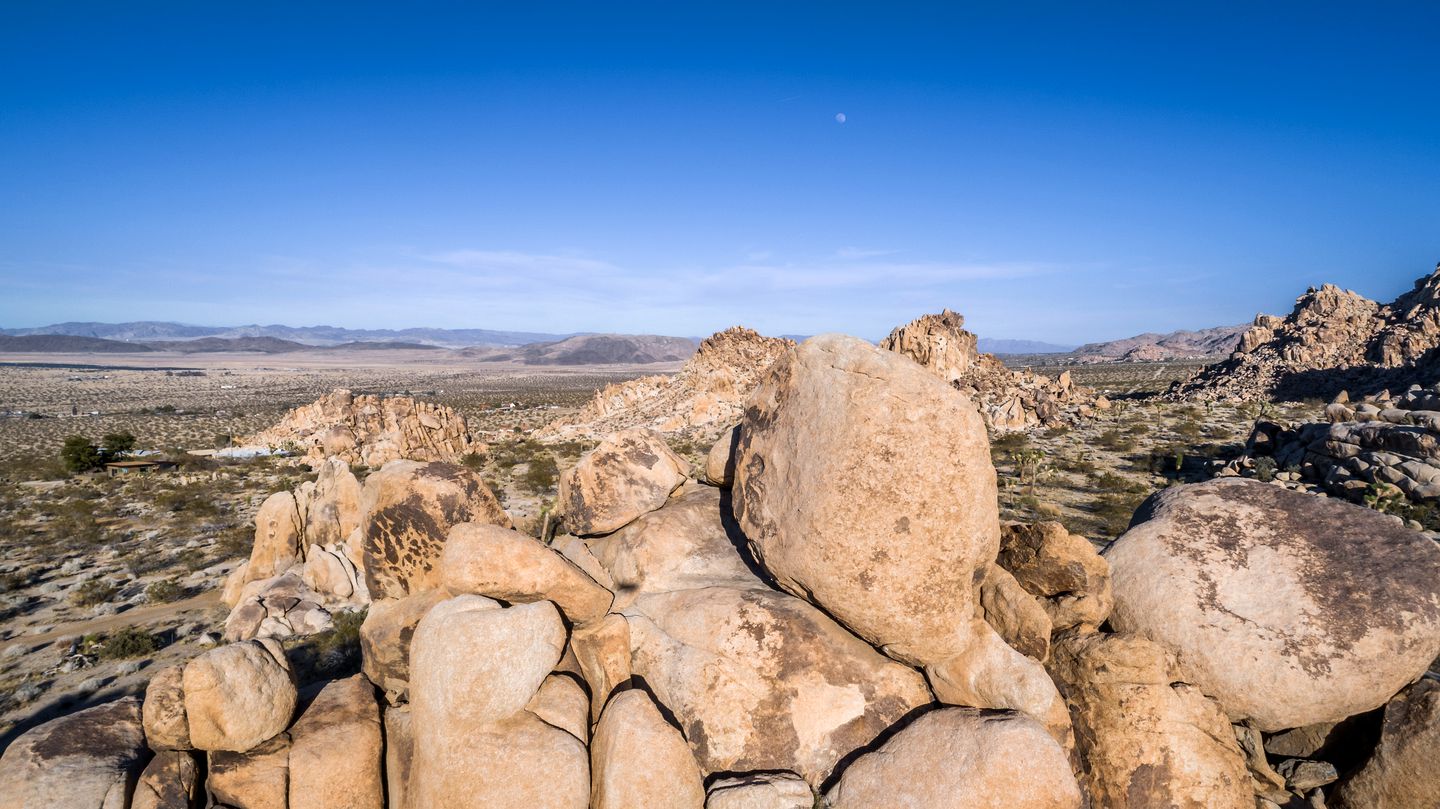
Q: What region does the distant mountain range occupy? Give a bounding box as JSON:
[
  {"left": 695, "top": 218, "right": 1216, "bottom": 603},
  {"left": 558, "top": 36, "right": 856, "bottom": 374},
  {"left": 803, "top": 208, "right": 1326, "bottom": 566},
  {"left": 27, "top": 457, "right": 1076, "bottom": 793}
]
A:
[
  {"left": 0, "top": 321, "right": 568, "bottom": 348},
  {"left": 1071, "top": 324, "right": 1249, "bottom": 362},
  {"left": 976, "top": 337, "right": 1077, "bottom": 355}
]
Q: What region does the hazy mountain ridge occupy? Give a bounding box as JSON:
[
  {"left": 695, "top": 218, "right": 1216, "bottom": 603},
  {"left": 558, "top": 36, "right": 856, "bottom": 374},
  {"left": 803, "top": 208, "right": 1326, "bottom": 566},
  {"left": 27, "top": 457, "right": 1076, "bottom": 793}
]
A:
[
  {"left": 1072, "top": 324, "right": 1249, "bottom": 362},
  {"left": 976, "top": 337, "right": 1077, "bottom": 355},
  {"left": 0, "top": 321, "right": 570, "bottom": 348}
]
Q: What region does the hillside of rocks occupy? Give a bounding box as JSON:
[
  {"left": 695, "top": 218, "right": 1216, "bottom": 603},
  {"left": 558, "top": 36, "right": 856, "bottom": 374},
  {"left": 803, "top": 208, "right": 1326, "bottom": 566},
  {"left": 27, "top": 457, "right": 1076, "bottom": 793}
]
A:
[
  {"left": 237, "top": 389, "right": 482, "bottom": 467},
  {"left": 1177, "top": 263, "right": 1440, "bottom": 401},
  {"left": 538, "top": 326, "right": 794, "bottom": 441},
  {"left": 881, "top": 310, "right": 1107, "bottom": 431},
  {"left": 5, "top": 332, "right": 1440, "bottom": 809},
  {"left": 1071, "top": 323, "right": 1249, "bottom": 363}
]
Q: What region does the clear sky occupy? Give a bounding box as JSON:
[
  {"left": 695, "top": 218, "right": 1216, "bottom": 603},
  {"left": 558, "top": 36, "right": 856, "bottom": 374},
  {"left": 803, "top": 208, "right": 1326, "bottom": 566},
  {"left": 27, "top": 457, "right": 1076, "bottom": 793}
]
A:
[{"left": 2, "top": 3, "right": 1437, "bottom": 343}]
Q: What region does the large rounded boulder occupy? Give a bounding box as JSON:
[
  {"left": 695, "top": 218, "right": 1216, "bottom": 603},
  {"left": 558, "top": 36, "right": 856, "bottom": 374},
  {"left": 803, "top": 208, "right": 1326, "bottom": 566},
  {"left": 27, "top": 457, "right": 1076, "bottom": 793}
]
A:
[
  {"left": 359, "top": 460, "right": 511, "bottom": 599},
  {"left": 1105, "top": 477, "right": 1440, "bottom": 731},
  {"left": 733, "top": 333, "right": 1000, "bottom": 665},
  {"left": 558, "top": 427, "right": 689, "bottom": 536}
]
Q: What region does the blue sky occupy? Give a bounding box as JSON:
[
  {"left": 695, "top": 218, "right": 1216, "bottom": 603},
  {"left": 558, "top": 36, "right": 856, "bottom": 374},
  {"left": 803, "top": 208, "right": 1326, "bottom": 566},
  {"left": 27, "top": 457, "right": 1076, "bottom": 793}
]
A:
[{"left": 2, "top": 3, "right": 1437, "bottom": 343}]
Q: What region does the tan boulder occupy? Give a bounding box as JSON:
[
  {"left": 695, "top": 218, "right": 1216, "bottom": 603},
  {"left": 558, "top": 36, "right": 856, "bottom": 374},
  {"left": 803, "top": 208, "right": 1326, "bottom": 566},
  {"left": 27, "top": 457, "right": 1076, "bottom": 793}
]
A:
[
  {"left": 705, "top": 772, "right": 813, "bottom": 809},
  {"left": 359, "top": 460, "right": 511, "bottom": 599},
  {"left": 925, "top": 621, "right": 1073, "bottom": 748},
  {"left": 732, "top": 334, "right": 999, "bottom": 665},
  {"left": 977, "top": 562, "right": 1052, "bottom": 660},
  {"left": 590, "top": 689, "right": 707, "bottom": 809},
  {"left": 302, "top": 544, "right": 361, "bottom": 603},
  {"left": 1105, "top": 478, "right": 1440, "bottom": 730},
  {"left": 407, "top": 711, "right": 589, "bottom": 809},
  {"left": 999, "top": 520, "right": 1113, "bottom": 631},
  {"left": 1047, "top": 630, "right": 1253, "bottom": 808},
  {"left": 0, "top": 697, "right": 148, "bottom": 809},
  {"left": 558, "top": 427, "right": 689, "bottom": 536},
  {"left": 704, "top": 424, "right": 741, "bottom": 487},
  {"left": 131, "top": 750, "right": 200, "bottom": 809},
  {"left": 626, "top": 585, "right": 933, "bottom": 784},
  {"left": 440, "top": 522, "right": 613, "bottom": 623},
  {"left": 359, "top": 588, "right": 449, "bottom": 701},
  {"left": 383, "top": 706, "right": 413, "bottom": 809},
  {"left": 1333, "top": 678, "right": 1440, "bottom": 808},
  {"left": 248, "top": 490, "right": 304, "bottom": 582},
  {"left": 303, "top": 457, "right": 364, "bottom": 548},
  {"left": 409, "top": 596, "right": 565, "bottom": 726},
  {"left": 527, "top": 673, "right": 590, "bottom": 743},
  {"left": 207, "top": 733, "right": 290, "bottom": 809},
  {"left": 571, "top": 613, "right": 633, "bottom": 723},
  {"left": 552, "top": 533, "right": 616, "bottom": 590},
  {"left": 142, "top": 664, "right": 191, "bottom": 750},
  {"left": 587, "top": 486, "right": 758, "bottom": 608},
  {"left": 825, "top": 707, "right": 1082, "bottom": 809},
  {"left": 183, "top": 639, "right": 298, "bottom": 752},
  {"left": 288, "top": 675, "right": 384, "bottom": 809}
]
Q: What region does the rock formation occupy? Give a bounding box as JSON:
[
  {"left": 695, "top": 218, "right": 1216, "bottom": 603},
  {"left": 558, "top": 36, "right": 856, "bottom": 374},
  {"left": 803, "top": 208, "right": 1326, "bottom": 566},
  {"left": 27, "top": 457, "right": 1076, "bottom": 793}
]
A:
[
  {"left": 880, "top": 310, "right": 1103, "bottom": 431},
  {"left": 1071, "top": 323, "right": 1250, "bottom": 363},
  {"left": 240, "top": 388, "right": 482, "bottom": 466},
  {"left": 1105, "top": 478, "right": 1440, "bottom": 731},
  {"left": 1177, "top": 264, "right": 1440, "bottom": 401},
  {"left": 540, "top": 327, "right": 794, "bottom": 441}
]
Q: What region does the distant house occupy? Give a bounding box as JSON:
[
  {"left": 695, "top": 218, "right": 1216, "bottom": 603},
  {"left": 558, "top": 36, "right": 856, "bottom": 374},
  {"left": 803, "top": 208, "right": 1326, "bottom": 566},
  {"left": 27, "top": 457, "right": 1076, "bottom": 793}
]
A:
[{"left": 104, "top": 459, "right": 178, "bottom": 477}]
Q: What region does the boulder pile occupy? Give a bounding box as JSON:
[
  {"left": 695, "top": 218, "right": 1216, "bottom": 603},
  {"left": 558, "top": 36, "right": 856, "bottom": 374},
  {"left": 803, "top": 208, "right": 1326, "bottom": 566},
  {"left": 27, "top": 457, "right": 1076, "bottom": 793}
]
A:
[
  {"left": 1177, "top": 263, "right": 1440, "bottom": 401},
  {"left": 5, "top": 332, "right": 1440, "bottom": 808},
  {"left": 880, "top": 310, "right": 1106, "bottom": 431},
  {"left": 1238, "top": 384, "right": 1440, "bottom": 504},
  {"left": 539, "top": 326, "right": 794, "bottom": 442},
  {"left": 239, "top": 388, "right": 482, "bottom": 466}
]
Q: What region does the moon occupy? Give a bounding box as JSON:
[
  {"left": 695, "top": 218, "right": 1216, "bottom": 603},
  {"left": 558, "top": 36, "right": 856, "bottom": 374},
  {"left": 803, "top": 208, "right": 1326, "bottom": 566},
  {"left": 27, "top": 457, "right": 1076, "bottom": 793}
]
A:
[{"left": 835, "top": 112, "right": 847, "bottom": 124}]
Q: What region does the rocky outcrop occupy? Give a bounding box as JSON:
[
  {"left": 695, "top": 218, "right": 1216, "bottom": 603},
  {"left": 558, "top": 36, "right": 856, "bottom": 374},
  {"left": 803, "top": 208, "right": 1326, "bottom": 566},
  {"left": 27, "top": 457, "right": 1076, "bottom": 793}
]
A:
[
  {"left": 589, "top": 689, "right": 706, "bottom": 809},
  {"left": 824, "top": 708, "right": 1082, "bottom": 809},
  {"left": 1105, "top": 478, "right": 1440, "bottom": 731},
  {"left": 1333, "top": 678, "right": 1440, "bottom": 808},
  {"left": 1240, "top": 383, "right": 1440, "bottom": 502},
  {"left": 541, "top": 327, "right": 795, "bottom": 441},
  {"left": 880, "top": 310, "right": 1101, "bottom": 431},
  {"left": 240, "top": 388, "right": 482, "bottom": 466},
  {"left": 998, "top": 520, "right": 1113, "bottom": 632},
  {"left": 183, "top": 639, "right": 298, "bottom": 752},
  {"left": 1178, "top": 265, "right": 1440, "bottom": 401},
  {"left": 705, "top": 773, "right": 813, "bottom": 809},
  {"left": 1071, "top": 323, "right": 1251, "bottom": 363},
  {"left": 1047, "top": 630, "right": 1253, "bottom": 808},
  {"left": 440, "top": 522, "right": 612, "bottom": 623},
  {"left": 734, "top": 334, "right": 1069, "bottom": 742},
  {"left": 556, "top": 428, "right": 689, "bottom": 536},
  {"left": 0, "top": 697, "right": 148, "bottom": 809}
]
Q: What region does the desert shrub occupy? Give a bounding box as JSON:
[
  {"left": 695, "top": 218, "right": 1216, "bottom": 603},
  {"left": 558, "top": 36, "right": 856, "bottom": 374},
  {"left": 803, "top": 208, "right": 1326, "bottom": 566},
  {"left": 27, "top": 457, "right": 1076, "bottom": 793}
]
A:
[
  {"left": 1094, "top": 429, "right": 1137, "bottom": 453},
  {"left": 1090, "top": 492, "right": 1148, "bottom": 536},
  {"left": 1091, "top": 471, "right": 1148, "bottom": 495},
  {"left": 83, "top": 627, "right": 157, "bottom": 660},
  {"left": 520, "top": 454, "right": 560, "bottom": 496},
  {"left": 1253, "top": 456, "right": 1277, "bottom": 483},
  {"left": 461, "top": 451, "right": 486, "bottom": 471},
  {"left": 1042, "top": 425, "right": 1071, "bottom": 439},
  {"left": 145, "top": 579, "right": 185, "bottom": 603},
  {"left": 71, "top": 579, "right": 119, "bottom": 606},
  {"left": 289, "top": 608, "right": 368, "bottom": 683},
  {"left": 992, "top": 432, "right": 1030, "bottom": 453},
  {"left": 1055, "top": 453, "right": 1097, "bottom": 475},
  {"left": 1173, "top": 419, "right": 1204, "bottom": 442}
]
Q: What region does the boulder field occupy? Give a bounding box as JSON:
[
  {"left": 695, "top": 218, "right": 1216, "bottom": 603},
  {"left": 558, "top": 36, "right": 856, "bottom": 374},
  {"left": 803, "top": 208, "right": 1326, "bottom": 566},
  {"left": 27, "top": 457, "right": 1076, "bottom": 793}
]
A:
[{"left": 3, "top": 332, "right": 1439, "bottom": 809}]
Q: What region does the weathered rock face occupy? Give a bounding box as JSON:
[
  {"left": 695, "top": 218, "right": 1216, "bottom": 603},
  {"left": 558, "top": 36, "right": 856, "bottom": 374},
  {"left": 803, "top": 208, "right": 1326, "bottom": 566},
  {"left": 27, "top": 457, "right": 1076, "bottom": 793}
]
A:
[
  {"left": 824, "top": 708, "right": 1083, "bottom": 809},
  {"left": 359, "top": 588, "right": 449, "bottom": 701},
  {"left": 183, "top": 639, "right": 298, "bottom": 752},
  {"left": 977, "top": 562, "right": 1052, "bottom": 661},
  {"left": 440, "top": 522, "right": 612, "bottom": 623},
  {"left": 590, "top": 689, "right": 706, "bottom": 809},
  {"left": 705, "top": 772, "right": 813, "bottom": 809},
  {"left": 223, "top": 573, "right": 335, "bottom": 643},
  {"left": 1178, "top": 265, "right": 1440, "bottom": 401},
  {"left": 526, "top": 674, "right": 590, "bottom": 743},
  {"left": 0, "top": 697, "right": 148, "bottom": 809},
  {"left": 998, "top": 521, "right": 1113, "bottom": 632},
  {"left": 248, "top": 490, "right": 305, "bottom": 583},
  {"left": 287, "top": 675, "right": 384, "bottom": 809},
  {"left": 557, "top": 428, "right": 689, "bottom": 536},
  {"left": 1105, "top": 478, "right": 1440, "bottom": 731},
  {"left": 1047, "top": 630, "right": 1253, "bottom": 808},
  {"left": 407, "top": 596, "right": 586, "bottom": 809},
  {"left": 734, "top": 333, "right": 999, "bottom": 665},
  {"left": 241, "top": 388, "right": 482, "bottom": 467},
  {"left": 1333, "top": 678, "right": 1440, "bottom": 808},
  {"left": 207, "top": 732, "right": 291, "bottom": 809},
  {"left": 880, "top": 310, "right": 1099, "bottom": 432},
  {"left": 359, "top": 460, "right": 511, "bottom": 599},
  {"left": 143, "top": 664, "right": 191, "bottom": 750},
  {"left": 704, "top": 424, "right": 741, "bottom": 487},
  {"left": 627, "top": 585, "right": 934, "bottom": 784},
  {"left": 131, "top": 749, "right": 200, "bottom": 809},
  {"left": 541, "top": 327, "right": 796, "bottom": 441}
]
